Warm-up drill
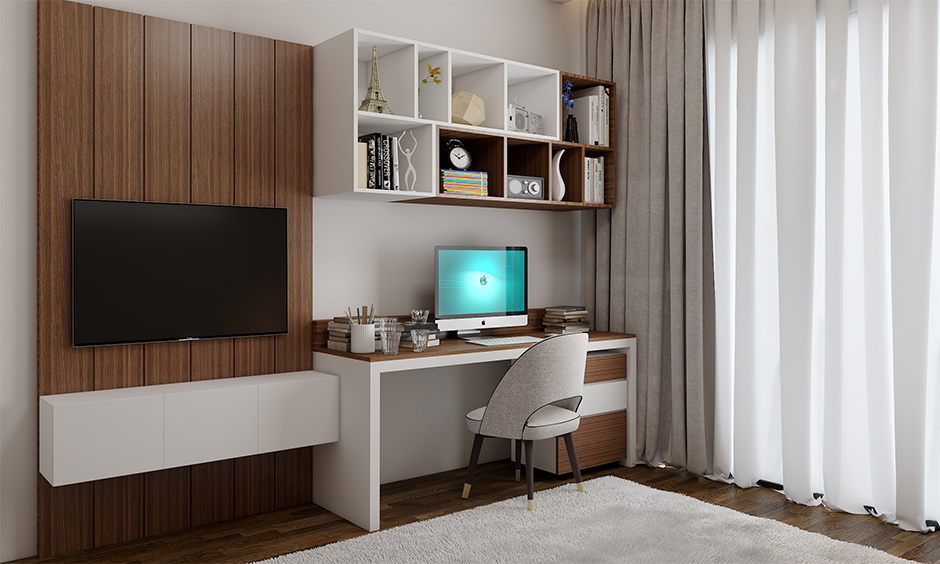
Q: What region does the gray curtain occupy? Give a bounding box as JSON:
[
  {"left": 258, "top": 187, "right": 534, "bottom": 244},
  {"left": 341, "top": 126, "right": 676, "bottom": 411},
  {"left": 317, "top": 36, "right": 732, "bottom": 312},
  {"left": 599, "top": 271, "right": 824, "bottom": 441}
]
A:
[{"left": 583, "top": 0, "right": 716, "bottom": 476}]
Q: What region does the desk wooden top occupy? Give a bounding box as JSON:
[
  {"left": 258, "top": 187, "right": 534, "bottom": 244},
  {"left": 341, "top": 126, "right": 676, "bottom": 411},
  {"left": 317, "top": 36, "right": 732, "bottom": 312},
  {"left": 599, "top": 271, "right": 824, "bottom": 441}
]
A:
[{"left": 312, "top": 330, "right": 636, "bottom": 363}]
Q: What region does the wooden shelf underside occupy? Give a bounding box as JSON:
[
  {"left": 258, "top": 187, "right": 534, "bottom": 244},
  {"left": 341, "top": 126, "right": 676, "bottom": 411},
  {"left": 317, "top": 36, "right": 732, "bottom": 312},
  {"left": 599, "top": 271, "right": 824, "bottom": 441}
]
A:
[{"left": 396, "top": 194, "right": 613, "bottom": 211}]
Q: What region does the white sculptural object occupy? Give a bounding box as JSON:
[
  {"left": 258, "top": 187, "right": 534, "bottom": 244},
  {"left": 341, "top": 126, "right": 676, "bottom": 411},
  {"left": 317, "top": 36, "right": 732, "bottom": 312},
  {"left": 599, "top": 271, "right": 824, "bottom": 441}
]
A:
[{"left": 398, "top": 130, "right": 418, "bottom": 192}]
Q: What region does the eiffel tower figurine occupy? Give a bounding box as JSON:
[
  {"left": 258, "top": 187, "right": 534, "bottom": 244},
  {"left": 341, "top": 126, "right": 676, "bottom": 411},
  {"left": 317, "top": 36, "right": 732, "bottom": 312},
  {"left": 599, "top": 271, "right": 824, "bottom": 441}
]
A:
[{"left": 358, "top": 46, "right": 394, "bottom": 114}]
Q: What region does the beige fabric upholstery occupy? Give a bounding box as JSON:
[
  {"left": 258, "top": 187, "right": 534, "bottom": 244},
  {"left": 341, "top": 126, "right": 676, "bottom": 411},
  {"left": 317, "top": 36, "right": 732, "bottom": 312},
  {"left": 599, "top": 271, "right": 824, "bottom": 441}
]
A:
[{"left": 464, "top": 333, "right": 588, "bottom": 441}]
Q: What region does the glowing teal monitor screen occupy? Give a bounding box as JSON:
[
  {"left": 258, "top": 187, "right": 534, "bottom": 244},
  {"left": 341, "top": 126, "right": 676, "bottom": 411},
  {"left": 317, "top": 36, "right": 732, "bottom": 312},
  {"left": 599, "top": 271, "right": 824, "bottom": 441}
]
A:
[{"left": 435, "top": 246, "right": 527, "bottom": 318}]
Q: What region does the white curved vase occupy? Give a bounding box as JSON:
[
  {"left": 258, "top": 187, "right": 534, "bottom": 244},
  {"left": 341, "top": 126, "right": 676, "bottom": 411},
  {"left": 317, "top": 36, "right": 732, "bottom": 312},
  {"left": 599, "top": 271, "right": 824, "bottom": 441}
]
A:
[{"left": 552, "top": 150, "right": 566, "bottom": 201}]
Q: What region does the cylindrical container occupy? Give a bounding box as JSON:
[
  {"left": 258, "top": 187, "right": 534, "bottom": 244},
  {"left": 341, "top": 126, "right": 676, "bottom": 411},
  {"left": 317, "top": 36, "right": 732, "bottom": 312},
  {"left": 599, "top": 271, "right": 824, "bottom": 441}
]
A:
[
  {"left": 350, "top": 323, "right": 376, "bottom": 354},
  {"left": 411, "top": 329, "right": 430, "bottom": 353},
  {"left": 381, "top": 329, "right": 402, "bottom": 355}
]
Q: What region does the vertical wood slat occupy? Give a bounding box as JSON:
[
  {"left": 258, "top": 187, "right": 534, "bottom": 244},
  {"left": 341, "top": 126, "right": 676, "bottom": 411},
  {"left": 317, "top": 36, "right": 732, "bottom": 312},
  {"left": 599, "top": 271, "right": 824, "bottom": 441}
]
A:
[
  {"left": 37, "top": 0, "right": 96, "bottom": 557},
  {"left": 273, "top": 40, "right": 314, "bottom": 509},
  {"left": 92, "top": 6, "right": 146, "bottom": 548},
  {"left": 143, "top": 15, "right": 193, "bottom": 538},
  {"left": 233, "top": 32, "right": 278, "bottom": 517},
  {"left": 189, "top": 24, "right": 237, "bottom": 527}
]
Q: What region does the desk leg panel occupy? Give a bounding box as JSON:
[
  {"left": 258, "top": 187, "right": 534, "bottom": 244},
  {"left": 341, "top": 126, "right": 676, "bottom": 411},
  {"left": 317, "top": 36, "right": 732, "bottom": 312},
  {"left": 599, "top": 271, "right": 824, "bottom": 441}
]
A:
[{"left": 311, "top": 353, "right": 380, "bottom": 531}]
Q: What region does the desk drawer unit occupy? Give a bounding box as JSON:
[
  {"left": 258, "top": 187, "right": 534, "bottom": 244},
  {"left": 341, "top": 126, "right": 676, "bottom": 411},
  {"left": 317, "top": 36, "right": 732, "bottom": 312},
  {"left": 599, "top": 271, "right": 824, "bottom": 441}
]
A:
[{"left": 526, "top": 353, "right": 629, "bottom": 475}]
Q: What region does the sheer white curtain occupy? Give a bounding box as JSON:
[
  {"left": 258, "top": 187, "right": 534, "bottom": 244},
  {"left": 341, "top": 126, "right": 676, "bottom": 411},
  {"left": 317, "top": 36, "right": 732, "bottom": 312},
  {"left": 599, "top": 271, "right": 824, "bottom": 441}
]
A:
[{"left": 706, "top": 0, "right": 940, "bottom": 532}]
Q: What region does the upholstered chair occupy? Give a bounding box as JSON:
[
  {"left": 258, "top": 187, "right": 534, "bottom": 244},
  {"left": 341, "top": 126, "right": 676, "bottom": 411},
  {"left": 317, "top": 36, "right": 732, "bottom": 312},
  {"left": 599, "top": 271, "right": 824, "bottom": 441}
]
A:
[{"left": 461, "top": 333, "right": 588, "bottom": 510}]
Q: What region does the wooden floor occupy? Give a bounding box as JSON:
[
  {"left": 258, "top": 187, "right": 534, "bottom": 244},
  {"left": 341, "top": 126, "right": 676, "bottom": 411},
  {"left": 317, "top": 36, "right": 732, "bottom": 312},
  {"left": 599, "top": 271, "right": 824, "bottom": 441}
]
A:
[{"left": 16, "top": 461, "right": 940, "bottom": 563}]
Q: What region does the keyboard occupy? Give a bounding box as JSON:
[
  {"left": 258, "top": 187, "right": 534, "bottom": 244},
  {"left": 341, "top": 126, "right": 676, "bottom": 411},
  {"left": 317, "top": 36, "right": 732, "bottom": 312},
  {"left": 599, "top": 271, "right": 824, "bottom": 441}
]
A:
[{"left": 466, "top": 335, "right": 542, "bottom": 347}]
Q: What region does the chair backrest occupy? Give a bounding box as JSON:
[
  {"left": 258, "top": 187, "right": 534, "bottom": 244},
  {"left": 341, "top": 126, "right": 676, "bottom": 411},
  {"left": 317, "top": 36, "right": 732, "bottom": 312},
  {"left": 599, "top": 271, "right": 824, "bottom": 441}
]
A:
[{"left": 478, "top": 333, "right": 588, "bottom": 439}]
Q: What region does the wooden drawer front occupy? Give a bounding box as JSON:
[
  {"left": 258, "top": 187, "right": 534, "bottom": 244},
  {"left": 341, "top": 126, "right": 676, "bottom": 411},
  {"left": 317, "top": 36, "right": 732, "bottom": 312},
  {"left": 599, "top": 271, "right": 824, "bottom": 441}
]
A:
[
  {"left": 556, "top": 410, "right": 627, "bottom": 474},
  {"left": 584, "top": 354, "right": 626, "bottom": 384}
]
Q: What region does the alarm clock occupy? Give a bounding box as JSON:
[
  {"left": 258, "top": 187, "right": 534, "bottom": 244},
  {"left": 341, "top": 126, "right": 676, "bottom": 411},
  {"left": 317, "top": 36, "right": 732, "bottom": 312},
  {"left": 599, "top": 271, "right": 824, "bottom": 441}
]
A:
[{"left": 442, "top": 139, "right": 472, "bottom": 170}]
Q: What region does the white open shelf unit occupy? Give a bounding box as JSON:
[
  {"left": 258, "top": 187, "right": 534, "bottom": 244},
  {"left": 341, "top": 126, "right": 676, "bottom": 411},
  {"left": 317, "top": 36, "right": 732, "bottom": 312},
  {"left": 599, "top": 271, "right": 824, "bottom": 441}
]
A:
[{"left": 313, "top": 28, "right": 560, "bottom": 201}]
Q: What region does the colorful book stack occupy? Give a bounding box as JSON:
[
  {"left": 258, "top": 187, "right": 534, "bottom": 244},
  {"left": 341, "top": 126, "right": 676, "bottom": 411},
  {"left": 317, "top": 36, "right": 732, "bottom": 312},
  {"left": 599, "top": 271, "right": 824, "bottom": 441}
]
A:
[
  {"left": 326, "top": 317, "right": 380, "bottom": 352},
  {"left": 542, "top": 305, "right": 590, "bottom": 334},
  {"left": 441, "top": 169, "right": 487, "bottom": 196},
  {"left": 398, "top": 322, "right": 441, "bottom": 348}
]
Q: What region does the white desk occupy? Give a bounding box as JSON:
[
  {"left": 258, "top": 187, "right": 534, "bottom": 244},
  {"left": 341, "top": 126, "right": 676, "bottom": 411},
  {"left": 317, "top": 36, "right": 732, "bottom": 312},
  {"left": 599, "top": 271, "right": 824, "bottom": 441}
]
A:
[{"left": 310, "top": 331, "right": 636, "bottom": 532}]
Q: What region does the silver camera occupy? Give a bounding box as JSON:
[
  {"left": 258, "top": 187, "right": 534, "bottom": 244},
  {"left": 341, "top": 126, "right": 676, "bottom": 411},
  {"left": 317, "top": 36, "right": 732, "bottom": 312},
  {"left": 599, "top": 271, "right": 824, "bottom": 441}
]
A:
[{"left": 507, "top": 103, "right": 543, "bottom": 135}]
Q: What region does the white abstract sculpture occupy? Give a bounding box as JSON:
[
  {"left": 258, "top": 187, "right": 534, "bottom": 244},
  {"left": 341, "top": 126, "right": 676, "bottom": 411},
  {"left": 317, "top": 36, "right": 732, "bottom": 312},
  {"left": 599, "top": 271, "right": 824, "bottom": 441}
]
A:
[{"left": 398, "top": 130, "right": 418, "bottom": 192}]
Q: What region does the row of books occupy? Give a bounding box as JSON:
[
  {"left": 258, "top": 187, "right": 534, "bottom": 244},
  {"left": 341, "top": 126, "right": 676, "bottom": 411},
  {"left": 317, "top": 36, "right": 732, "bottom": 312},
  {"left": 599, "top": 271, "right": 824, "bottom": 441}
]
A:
[
  {"left": 441, "top": 169, "right": 488, "bottom": 196},
  {"left": 543, "top": 305, "right": 590, "bottom": 335},
  {"left": 570, "top": 85, "right": 610, "bottom": 147},
  {"left": 358, "top": 133, "right": 400, "bottom": 191},
  {"left": 584, "top": 157, "right": 605, "bottom": 204}
]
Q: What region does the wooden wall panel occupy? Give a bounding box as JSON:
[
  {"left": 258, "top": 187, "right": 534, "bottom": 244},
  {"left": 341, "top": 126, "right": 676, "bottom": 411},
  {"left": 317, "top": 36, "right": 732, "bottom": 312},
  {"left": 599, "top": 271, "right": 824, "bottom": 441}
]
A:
[
  {"left": 144, "top": 468, "right": 191, "bottom": 537},
  {"left": 39, "top": 4, "right": 315, "bottom": 555},
  {"left": 37, "top": 1, "right": 96, "bottom": 557},
  {"left": 189, "top": 25, "right": 236, "bottom": 524},
  {"left": 273, "top": 40, "right": 314, "bottom": 510},
  {"left": 232, "top": 33, "right": 278, "bottom": 516},
  {"left": 91, "top": 8, "right": 147, "bottom": 546},
  {"left": 142, "top": 15, "right": 193, "bottom": 538},
  {"left": 233, "top": 454, "right": 276, "bottom": 519}
]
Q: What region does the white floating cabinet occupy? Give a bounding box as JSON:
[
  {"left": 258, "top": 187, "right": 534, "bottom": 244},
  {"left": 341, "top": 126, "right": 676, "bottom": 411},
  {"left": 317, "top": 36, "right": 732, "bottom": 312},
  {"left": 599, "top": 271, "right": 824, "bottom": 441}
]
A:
[{"left": 40, "top": 370, "right": 339, "bottom": 487}]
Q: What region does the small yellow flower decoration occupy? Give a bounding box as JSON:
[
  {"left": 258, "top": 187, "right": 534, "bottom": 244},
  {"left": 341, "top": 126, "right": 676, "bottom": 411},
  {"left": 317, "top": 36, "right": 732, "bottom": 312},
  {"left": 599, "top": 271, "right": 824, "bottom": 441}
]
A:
[{"left": 419, "top": 64, "right": 442, "bottom": 96}]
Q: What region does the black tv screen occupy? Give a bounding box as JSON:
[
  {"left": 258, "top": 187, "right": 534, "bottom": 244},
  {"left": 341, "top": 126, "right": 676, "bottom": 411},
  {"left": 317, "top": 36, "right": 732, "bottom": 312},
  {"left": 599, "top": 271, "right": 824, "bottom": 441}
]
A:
[{"left": 72, "top": 199, "right": 288, "bottom": 347}]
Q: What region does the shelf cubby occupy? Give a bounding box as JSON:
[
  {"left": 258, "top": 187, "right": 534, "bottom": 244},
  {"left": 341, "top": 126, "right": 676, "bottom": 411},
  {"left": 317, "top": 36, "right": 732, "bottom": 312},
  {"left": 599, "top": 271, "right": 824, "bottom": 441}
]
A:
[
  {"left": 417, "top": 47, "right": 450, "bottom": 122},
  {"left": 356, "top": 32, "right": 416, "bottom": 118},
  {"left": 507, "top": 138, "right": 550, "bottom": 200},
  {"left": 507, "top": 62, "right": 559, "bottom": 138},
  {"left": 451, "top": 51, "right": 505, "bottom": 131},
  {"left": 439, "top": 127, "right": 505, "bottom": 198}
]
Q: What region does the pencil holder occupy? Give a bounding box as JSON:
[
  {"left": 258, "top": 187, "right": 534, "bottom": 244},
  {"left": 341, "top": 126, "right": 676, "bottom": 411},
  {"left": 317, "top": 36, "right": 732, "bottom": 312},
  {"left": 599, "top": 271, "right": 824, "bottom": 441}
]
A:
[{"left": 350, "top": 323, "right": 376, "bottom": 354}]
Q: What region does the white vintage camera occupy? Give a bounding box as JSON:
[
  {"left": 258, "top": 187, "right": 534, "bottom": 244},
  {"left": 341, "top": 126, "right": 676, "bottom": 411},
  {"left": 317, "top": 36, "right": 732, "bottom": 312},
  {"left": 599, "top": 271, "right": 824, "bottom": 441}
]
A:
[{"left": 507, "top": 103, "right": 543, "bottom": 135}]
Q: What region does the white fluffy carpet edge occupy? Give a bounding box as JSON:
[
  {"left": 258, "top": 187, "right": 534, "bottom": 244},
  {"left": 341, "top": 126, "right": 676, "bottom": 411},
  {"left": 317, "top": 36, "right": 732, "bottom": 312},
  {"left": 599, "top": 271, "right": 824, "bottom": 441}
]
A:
[{"left": 254, "top": 475, "right": 910, "bottom": 564}]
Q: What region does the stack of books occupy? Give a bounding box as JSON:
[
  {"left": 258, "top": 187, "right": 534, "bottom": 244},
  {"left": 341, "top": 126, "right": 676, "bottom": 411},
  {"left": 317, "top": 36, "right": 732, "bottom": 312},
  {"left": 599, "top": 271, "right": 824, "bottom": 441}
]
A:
[
  {"left": 583, "top": 156, "right": 605, "bottom": 204},
  {"left": 358, "top": 133, "right": 401, "bottom": 191},
  {"left": 398, "top": 322, "right": 441, "bottom": 348},
  {"left": 542, "top": 305, "right": 590, "bottom": 334},
  {"left": 326, "top": 317, "right": 379, "bottom": 352},
  {"left": 570, "top": 85, "right": 610, "bottom": 147},
  {"left": 441, "top": 169, "right": 487, "bottom": 196}
]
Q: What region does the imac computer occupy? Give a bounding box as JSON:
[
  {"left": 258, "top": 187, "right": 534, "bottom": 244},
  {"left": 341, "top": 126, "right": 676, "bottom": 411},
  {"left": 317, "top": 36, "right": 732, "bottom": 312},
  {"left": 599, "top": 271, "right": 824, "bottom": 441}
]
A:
[{"left": 434, "top": 245, "right": 528, "bottom": 338}]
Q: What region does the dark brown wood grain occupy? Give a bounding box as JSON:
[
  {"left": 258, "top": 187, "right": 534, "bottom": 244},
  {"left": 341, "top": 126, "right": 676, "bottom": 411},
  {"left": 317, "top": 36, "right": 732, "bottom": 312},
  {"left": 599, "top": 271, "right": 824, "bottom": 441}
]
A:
[
  {"left": 274, "top": 448, "right": 313, "bottom": 511},
  {"left": 233, "top": 32, "right": 277, "bottom": 381},
  {"left": 559, "top": 72, "right": 617, "bottom": 207},
  {"left": 191, "top": 24, "right": 234, "bottom": 205},
  {"left": 273, "top": 39, "right": 313, "bottom": 376},
  {"left": 555, "top": 411, "right": 627, "bottom": 474},
  {"left": 584, "top": 354, "right": 626, "bottom": 384},
  {"left": 144, "top": 468, "right": 191, "bottom": 537},
  {"left": 144, "top": 341, "right": 191, "bottom": 385},
  {"left": 190, "top": 461, "right": 235, "bottom": 527},
  {"left": 271, "top": 39, "right": 314, "bottom": 510},
  {"left": 233, "top": 454, "right": 276, "bottom": 518},
  {"left": 94, "top": 476, "right": 144, "bottom": 547},
  {"left": 37, "top": 0, "right": 96, "bottom": 557},
  {"left": 144, "top": 15, "right": 190, "bottom": 204},
  {"left": 506, "top": 141, "right": 550, "bottom": 199}
]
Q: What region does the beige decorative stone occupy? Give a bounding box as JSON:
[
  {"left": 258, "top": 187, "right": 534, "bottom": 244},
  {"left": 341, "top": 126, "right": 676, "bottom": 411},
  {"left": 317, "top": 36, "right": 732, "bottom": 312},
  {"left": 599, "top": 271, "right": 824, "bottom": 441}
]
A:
[{"left": 452, "top": 91, "right": 485, "bottom": 126}]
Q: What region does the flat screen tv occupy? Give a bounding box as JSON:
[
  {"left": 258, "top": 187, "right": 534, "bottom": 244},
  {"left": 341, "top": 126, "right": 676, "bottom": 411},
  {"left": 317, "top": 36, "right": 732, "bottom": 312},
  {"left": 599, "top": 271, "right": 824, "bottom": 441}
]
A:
[
  {"left": 72, "top": 199, "right": 288, "bottom": 347},
  {"left": 434, "top": 245, "right": 527, "bottom": 337}
]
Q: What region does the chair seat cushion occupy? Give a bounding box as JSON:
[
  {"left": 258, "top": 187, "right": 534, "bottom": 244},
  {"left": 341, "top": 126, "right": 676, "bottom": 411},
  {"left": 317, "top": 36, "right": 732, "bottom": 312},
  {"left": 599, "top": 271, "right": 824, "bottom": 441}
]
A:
[
  {"left": 466, "top": 405, "right": 580, "bottom": 440},
  {"left": 522, "top": 405, "right": 580, "bottom": 440}
]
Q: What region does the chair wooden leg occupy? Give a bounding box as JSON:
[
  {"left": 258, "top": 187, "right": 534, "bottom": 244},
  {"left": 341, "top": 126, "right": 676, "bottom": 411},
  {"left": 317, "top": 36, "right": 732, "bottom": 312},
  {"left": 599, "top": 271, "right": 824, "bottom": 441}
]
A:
[
  {"left": 463, "top": 434, "right": 485, "bottom": 499},
  {"left": 562, "top": 432, "right": 584, "bottom": 492},
  {"left": 514, "top": 439, "right": 522, "bottom": 482},
  {"left": 524, "top": 439, "right": 534, "bottom": 510}
]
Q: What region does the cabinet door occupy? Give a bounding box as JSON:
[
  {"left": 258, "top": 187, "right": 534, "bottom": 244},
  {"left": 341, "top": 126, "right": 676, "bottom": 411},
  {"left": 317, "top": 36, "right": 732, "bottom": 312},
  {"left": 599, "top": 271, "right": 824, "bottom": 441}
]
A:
[{"left": 555, "top": 410, "right": 628, "bottom": 474}]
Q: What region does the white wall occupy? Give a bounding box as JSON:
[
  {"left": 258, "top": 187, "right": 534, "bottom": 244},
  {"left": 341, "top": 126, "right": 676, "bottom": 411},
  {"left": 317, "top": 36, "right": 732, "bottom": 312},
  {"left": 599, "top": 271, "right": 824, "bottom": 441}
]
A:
[{"left": 0, "top": 1, "right": 584, "bottom": 560}]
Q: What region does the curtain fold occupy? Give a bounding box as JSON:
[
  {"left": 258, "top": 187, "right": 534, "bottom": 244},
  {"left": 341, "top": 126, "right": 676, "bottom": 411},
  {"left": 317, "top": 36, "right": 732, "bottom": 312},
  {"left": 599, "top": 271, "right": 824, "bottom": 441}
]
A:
[
  {"left": 585, "top": 0, "right": 715, "bottom": 475},
  {"left": 707, "top": 0, "right": 940, "bottom": 533}
]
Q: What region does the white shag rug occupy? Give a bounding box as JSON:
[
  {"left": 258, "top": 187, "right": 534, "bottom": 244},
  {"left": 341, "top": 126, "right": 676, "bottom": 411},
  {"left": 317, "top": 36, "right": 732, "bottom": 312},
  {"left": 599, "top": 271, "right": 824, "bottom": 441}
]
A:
[{"left": 255, "top": 475, "right": 909, "bottom": 564}]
